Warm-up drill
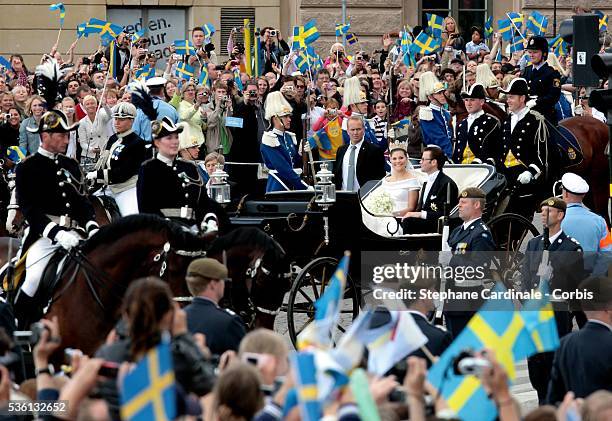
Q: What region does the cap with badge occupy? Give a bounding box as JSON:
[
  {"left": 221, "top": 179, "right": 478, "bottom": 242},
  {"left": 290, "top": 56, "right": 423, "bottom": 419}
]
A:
[
  {"left": 187, "top": 257, "right": 228, "bottom": 280},
  {"left": 27, "top": 109, "right": 79, "bottom": 134},
  {"left": 461, "top": 83, "right": 486, "bottom": 100},
  {"left": 146, "top": 76, "right": 167, "bottom": 88},
  {"left": 498, "top": 77, "right": 529, "bottom": 96},
  {"left": 540, "top": 196, "right": 566, "bottom": 212},
  {"left": 151, "top": 116, "right": 184, "bottom": 140},
  {"left": 459, "top": 187, "right": 486, "bottom": 199},
  {"left": 526, "top": 36, "right": 548, "bottom": 54},
  {"left": 112, "top": 102, "right": 137, "bottom": 120},
  {"left": 561, "top": 172, "right": 589, "bottom": 195}
]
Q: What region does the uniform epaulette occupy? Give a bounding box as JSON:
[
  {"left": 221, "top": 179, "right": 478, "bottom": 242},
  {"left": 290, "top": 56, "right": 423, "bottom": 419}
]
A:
[
  {"left": 262, "top": 131, "right": 281, "bottom": 147},
  {"left": 224, "top": 308, "right": 237, "bottom": 316},
  {"left": 286, "top": 131, "right": 298, "bottom": 145},
  {"left": 419, "top": 106, "right": 433, "bottom": 121}
]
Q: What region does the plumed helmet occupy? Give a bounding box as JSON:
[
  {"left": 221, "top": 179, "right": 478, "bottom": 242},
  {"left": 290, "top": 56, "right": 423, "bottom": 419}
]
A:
[
  {"left": 476, "top": 63, "right": 498, "bottom": 89},
  {"left": 419, "top": 71, "right": 445, "bottom": 102},
  {"left": 343, "top": 76, "right": 366, "bottom": 107},
  {"left": 264, "top": 91, "right": 293, "bottom": 121}
]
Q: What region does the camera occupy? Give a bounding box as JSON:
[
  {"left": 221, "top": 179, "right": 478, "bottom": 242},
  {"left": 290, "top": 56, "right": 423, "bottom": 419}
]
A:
[
  {"left": 248, "top": 89, "right": 257, "bottom": 97},
  {"left": 82, "top": 57, "right": 91, "bottom": 65},
  {"left": 222, "top": 95, "right": 229, "bottom": 102},
  {"left": 235, "top": 43, "right": 245, "bottom": 54},
  {"left": 452, "top": 350, "right": 492, "bottom": 376},
  {"left": 270, "top": 29, "right": 277, "bottom": 37},
  {"left": 3, "top": 113, "right": 11, "bottom": 120},
  {"left": 13, "top": 322, "right": 49, "bottom": 346},
  {"left": 328, "top": 108, "right": 338, "bottom": 116},
  {"left": 450, "top": 33, "right": 459, "bottom": 39}
]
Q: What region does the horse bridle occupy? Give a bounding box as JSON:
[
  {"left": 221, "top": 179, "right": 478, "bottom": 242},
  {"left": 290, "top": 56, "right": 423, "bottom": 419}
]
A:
[{"left": 152, "top": 241, "right": 208, "bottom": 278}]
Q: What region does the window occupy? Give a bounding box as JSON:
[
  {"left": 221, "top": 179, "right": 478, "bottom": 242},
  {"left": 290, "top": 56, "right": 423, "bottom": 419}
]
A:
[
  {"left": 421, "top": 0, "right": 488, "bottom": 41},
  {"left": 220, "top": 7, "right": 256, "bottom": 56}
]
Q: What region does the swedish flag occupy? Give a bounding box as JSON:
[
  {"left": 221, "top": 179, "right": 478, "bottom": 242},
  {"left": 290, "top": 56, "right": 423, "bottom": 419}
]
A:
[
  {"left": 198, "top": 64, "right": 209, "bottom": 86},
  {"left": 76, "top": 22, "right": 86, "bottom": 38},
  {"left": 291, "top": 352, "right": 322, "bottom": 421},
  {"left": 101, "top": 32, "right": 115, "bottom": 47},
  {"left": 335, "top": 22, "right": 350, "bottom": 37},
  {"left": 307, "top": 127, "right": 332, "bottom": 150},
  {"left": 49, "top": 3, "right": 66, "bottom": 27},
  {"left": 346, "top": 32, "right": 358, "bottom": 45},
  {"left": 131, "top": 29, "right": 145, "bottom": 43},
  {"left": 595, "top": 10, "right": 608, "bottom": 31},
  {"left": 120, "top": 341, "right": 176, "bottom": 421},
  {"left": 427, "top": 13, "right": 445, "bottom": 39},
  {"left": 510, "top": 37, "right": 524, "bottom": 53},
  {"left": 175, "top": 62, "right": 195, "bottom": 79},
  {"left": 6, "top": 146, "right": 26, "bottom": 163},
  {"left": 484, "top": 16, "right": 493, "bottom": 38},
  {"left": 507, "top": 12, "right": 524, "bottom": 29},
  {"left": 411, "top": 31, "right": 440, "bottom": 54},
  {"left": 498, "top": 19, "right": 513, "bottom": 41},
  {"left": 135, "top": 64, "right": 154, "bottom": 81},
  {"left": 292, "top": 19, "right": 320, "bottom": 50},
  {"left": 85, "top": 18, "right": 122, "bottom": 38},
  {"left": 549, "top": 35, "right": 568, "bottom": 56},
  {"left": 202, "top": 23, "right": 215, "bottom": 38},
  {"left": 173, "top": 40, "right": 196, "bottom": 56},
  {"left": 295, "top": 50, "right": 310, "bottom": 74},
  {"left": 527, "top": 11, "right": 548, "bottom": 36}
]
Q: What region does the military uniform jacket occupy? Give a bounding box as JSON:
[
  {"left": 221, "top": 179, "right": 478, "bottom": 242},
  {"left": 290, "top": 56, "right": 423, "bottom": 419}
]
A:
[
  {"left": 94, "top": 129, "right": 148, "bottom": 190},
  {"left": 184, "top": 297, "right": 247, "bottom": 355},
  {"left": 453, "top": 112, "right": 501, "bottom": 165},
  {"left": 15, "top": 150, "right": 96, "bottom": 241},
  {"left": 448, "top": 217, "right": 496, "bottom": 275},
  {"left": 501, "top": 111, "right": 544, "bottom": 178},
  {"left": 136, "top": 156, "right": 229, "bottom": 230},
  {"left": 520, "top": 231, "right": 585, "bottom": 293},
  {"left": 419, "top": 104, "right": 454, "bottom": 159},
  {"left": 260, "top": 128, "right": 308, "bottom": 192},
  {"left": 521, "top": 62, "right": 562, "bottom": 124}
]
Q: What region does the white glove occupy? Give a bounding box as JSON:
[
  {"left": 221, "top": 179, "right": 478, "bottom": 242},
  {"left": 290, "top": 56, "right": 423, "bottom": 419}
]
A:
[
  {"left": 526, "top": 99, "right": 537, "bottom": 109},
  {"left": 302, "top": 140, "right": 311, "bottom": 153},
  {"left": 86, "top": 171, "right": 98, "bottom": 181},
  {"left": 306, "top": 185, "right": 315, "bottom": 191},
  {"left": 387, "top": 128, "right": 396, "bottom": 139},
  {"left": 517, "top": 170, "right": 533, "bottom": 185},
  {"left": 200, "top": 213, "right": 219, "bottom": 234},
  {"left": 55, "top": 230, "right": 81, "bottom": 250}
]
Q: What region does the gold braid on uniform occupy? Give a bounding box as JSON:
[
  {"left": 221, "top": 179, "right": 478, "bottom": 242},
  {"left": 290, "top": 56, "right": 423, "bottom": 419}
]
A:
[{"left": 529, "top": 110, "right": 549, "bottom": 177}]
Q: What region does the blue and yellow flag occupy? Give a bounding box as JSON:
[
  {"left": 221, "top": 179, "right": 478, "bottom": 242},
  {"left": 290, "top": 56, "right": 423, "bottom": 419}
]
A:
[
  {"left": 295, "top": 51, "right": 311, "bottom": 74},
  {"left": 198, "top": 64, "right": 209, "bottom": 86},
  {"left": 49, "top": 3, "right": 65, "bottom": 27},
  {"left": 131, "top": 29, "right": 145, "bottom": 44},
  {"left": 346, "top": 32, "right": 358, "bottom": 45},
  {"left": 76, "top": 22, "right": 87, "bottom": 38},
  {"left": 335, "top": 22, "right": 350, "bottom": 37},
  {"left": 120, "top": 341, "right": 176, "bottom": 421},
  {"left": 0, "top": 56, "right": 12, "bottom": 70},
  {"left": 135, "top": 64, "right": 154, "bottom": 81},
  {"left": 307, "top": 127, "right": 333, "bottom": 151},
  {"left": 233, "top": 68, "right": 243, "bottom": 91},
  {"left": 497, "top": 19, "right": 513, "bottom": 41},
  {"left": 507, "top": 12, "right": 524, "bottom": 30},
  {"left": 174, "top": 40, "right": 196, "bottom": 56},
  {"left": 175, "top": 62, "right": 195, "bottom": 79},
  {"left": 549, "top": 35, "right": 568, "bottom": 56},
  {"left": 291, "top": 352, "right": 322, "bottom": 421},
  {"left": 527, "top": 11, "right": 548, "bottom": 36},
  {"left": 85, "top": 18, "right": 122, "bottom": 38},
  {"left": 594, "top": 10, "right": 608, "bottom": 31},
  {"left": 410, "top": 31, "right": 440, "bottom": 54},
  {"left": 201, "top": 23, "right": 215, "bottom": 38},
  {"left": 101, "top": 32, "right": 115, "bottom": 47},
  {"left": 6, "top": 146, "right": 26, "bottom": 163},
  {"left": 292, "top": 19, "right": 320, "bottom": 50},
  {"left": 510, "top": 37, "right": 525, "bottom": 53},
  {"left": 427, "top": 13, "right": 445, "bottom": 39},
  {"left": 484, "top": 16, "right": 493, "bottom": 38}
]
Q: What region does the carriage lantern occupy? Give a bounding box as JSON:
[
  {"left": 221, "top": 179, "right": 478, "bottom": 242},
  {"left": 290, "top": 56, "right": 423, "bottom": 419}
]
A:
[
  {"left": 314, "top": 162, "right": 336, "bottom": 206},
  {"left": 208, "top": 163, "right": 231, "bottom": 204}
]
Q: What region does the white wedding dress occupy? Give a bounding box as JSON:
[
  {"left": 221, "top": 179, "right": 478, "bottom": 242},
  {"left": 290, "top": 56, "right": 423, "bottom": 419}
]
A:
[{"left": 380, "top": 176, "right": 421, "bottom": 212}]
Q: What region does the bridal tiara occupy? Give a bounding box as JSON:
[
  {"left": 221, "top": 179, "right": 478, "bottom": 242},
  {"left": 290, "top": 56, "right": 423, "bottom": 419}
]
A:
[{"left": 388, "top": 140, "right": 408, "bottom": 153}]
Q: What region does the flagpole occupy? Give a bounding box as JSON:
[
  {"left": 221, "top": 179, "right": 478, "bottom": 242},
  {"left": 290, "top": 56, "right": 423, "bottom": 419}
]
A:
[
  {"left": 341, "top": 0, "right": 347, "bottom": 48},
  {"left": 419, "top": 345, "right": 437, "bottom": 364},
  {"left": 55, "top": 27, "right": 63, "bottom": 47},
  {"left": 506, "top": 13, "right": 527, "bottom": 42}
]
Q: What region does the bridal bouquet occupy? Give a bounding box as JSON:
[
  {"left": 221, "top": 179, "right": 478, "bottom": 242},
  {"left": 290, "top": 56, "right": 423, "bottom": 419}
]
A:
[{"left": 364, "top": 190, "right": 395, "bottom": 215}]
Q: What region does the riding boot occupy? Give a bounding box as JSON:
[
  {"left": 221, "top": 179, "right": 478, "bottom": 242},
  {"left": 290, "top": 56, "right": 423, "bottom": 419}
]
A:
[{"left": 12, "top": 292, "right": 41, "bottom": 330}]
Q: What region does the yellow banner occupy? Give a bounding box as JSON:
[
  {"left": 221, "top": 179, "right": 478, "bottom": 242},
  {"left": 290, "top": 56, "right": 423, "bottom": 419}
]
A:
[{"left": 244, "top": 19, "right": 252, "bottom": 76}]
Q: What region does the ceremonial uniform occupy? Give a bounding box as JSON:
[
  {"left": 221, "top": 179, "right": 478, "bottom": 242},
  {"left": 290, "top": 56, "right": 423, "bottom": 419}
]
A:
[
  {"left": 419, "top": 104, "right": 454, "bottom": 159},
  {"left": 521, "top": 37, "right": 562, "bottom": 125},
  {"left": 260, "top": 129, "right": 308, "bottom": 192},
  {"left": 132, "top": 77, "right": 179, "bottom": 142}
]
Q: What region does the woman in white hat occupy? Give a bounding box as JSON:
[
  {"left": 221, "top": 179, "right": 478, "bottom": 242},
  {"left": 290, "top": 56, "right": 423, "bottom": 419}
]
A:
[
  {"left": 260, "top": 91, "right": 310, "bottom": 192},
  {"left": 86, "top": 102, "right": 148, "bottom": 216}
]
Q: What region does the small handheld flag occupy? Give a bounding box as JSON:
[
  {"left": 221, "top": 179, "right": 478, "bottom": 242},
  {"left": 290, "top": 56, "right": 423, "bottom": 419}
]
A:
[
  {"left": 49, "top": 3, "right": 66, "bottom": 27},
  {"left": 0, "top": 56, "right": 11, "bottom": 70},
  {"left": 76, "top": 22, "right": 86, "bottom": 38},
  {"left": 549, "top": 35, "right": 568, "bottom": 56},
  {"left": 426, "top": 13, "right": 445, "bottom": 39},
  {"left": 175, "top": 62, "right": 195, "bottom": 79},
  {"left": 498, "top": 19, "right": 513, "bottom": 41},
  {"left": 507, "top": 12, "right": 524, "bottom": 30},
  {"left": 101, "top": 32, "right": 116, "bottom": 47},
  {"left": 595, "top": 10, "right": 608, "bottom": 32},
  {"left": 290, "top": 352, "right": 322, "bottom": 421},
  {"left": 510, "top": 37, "right": 524, "bottom": 53},
  {"left": 292, "top": 19, "right": 320, "bottom": 50},
  {"left": 335, "top": 22, "right": 350, "bottom": 37},
  {"left": 484, "top": 16, "right": 493, "bottom": 38},
  {"left": 201, "top": 23, "right": 215, "bottom": 38},
  {"left": 307, "top": 127, "right": 333, "bottom": 151},
  {"left": 198, "top": 64, "right": 209, "bottom": 86},
  {"left": 85, "top": 18, "right": 123, "bottom": 38},
  {"left": 527, "top": 11, "right": 548, "bottom": 36},
  {"left": 346, "top": 32, "right": 358, "bottom": 45},
  {"left": 173, "top": 40, "right": 196, "bottom": 56},
  {"left": 131, "top": 29, "right": 145, "bottom": 44},
  {"left": 135, "top": 64, "right": 154, "bottom": 81},
  {"left": 411, "top": 31, "right": 441, "bottom": 54}
]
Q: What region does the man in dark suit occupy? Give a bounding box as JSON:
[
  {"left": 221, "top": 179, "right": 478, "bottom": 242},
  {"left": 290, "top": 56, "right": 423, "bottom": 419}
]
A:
[
  {"left": 183, "top": 258, "right": 247, "bottom": 356},
  {"left": 333, "top": 115, "right": 386, "bottom": 191},
  {"left": 546, "top": 275, "right": 612, "bottom": 404},
  {"left": 521, "top": 197, "right": 586, "bottom": 404},
  {"left": 401, "top": 146, "right": 458, "bottom": 233}
]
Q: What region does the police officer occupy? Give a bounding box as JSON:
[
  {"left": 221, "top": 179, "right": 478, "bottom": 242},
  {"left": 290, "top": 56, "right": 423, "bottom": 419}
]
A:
[
  {"left": 86, "top": 103, "right": 149, "bottom": 216},
  {"left": 445, "top": 187, "right": 496, "bottom": 339},
  {"left": 418, "top": 71, "right": 453, "bottom": 159},
  {"left": 521, "top": 197, "right": 585, "bottom": 404},
  {"left": 132, "top": 77, "right": 180, "bottom": 142},
  {"left": 499, "top": 78, "right": 548, "bottom": 218},
  {"left": 453, "top": 83, "right": 501, "bottom": 165},
  {"left": 260, "top": 91, "right": 309, "bottom": 192},
  {"left": 521, "top": 36, "right": 562, "bottom": 125},
  {"left": 136, "top": 116, "right": 229, "bottom": 232},
  {"left": 183, "top": 258, "right": 246, "bottom": 355},
  {"left": 14, "top": 110, "right": 99, "bottom": 325}
]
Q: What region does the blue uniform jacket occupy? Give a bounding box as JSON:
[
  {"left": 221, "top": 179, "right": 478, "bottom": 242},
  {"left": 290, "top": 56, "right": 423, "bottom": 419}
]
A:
[
  {"left": 260, "top": 129, "right": 308, "bottom": 192},
  {"left": 419, "top": 104, "right": 453, "bottom": 159},
  {"left": 341, "top": 115, "right": 380, "bottom": 147},
  {"left": 133, "top": 97, "right": 179, "bottom": 141}
]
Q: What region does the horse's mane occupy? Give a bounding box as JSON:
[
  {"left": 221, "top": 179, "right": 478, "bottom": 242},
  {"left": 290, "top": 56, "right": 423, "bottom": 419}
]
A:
[
  {"left": 82, "top": 214, "right": 207, "bottom": 253},
  {"left": 208, "top": 227, "right": 286, "bottom": 262}
]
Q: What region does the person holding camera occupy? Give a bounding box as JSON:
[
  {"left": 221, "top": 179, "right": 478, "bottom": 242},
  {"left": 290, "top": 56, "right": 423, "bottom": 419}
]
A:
[
  {"left": 258, "top": 27, "right": 289, "bottom": 76},
  {"left": 324, "top": 43, "right": 350, "bottom": 77},
  {"left": 205, "top": 80, "right": 233, "bottom": 156},
  {"left": 189, "top": 26, "right": 218, "bottom": 69},
  {"left": 103, "top": 32, "right": 130, "bottom": 81},
  {"left": 0, "top": 107, "right": 21, "bottom": 155}
]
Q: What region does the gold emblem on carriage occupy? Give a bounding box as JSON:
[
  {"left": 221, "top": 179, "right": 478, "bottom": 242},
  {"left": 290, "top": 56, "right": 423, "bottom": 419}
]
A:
[
  {"left": 567, "top": 147, "right": 576, "bottom": 160},
  {"left": 430, "top": 203, "right": 438, "bottom": 212}
]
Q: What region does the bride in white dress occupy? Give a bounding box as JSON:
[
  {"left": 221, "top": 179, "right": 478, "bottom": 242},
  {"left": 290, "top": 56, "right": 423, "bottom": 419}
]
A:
[{"left": 382, "top": 142, "right": 421, "bottom": 216}]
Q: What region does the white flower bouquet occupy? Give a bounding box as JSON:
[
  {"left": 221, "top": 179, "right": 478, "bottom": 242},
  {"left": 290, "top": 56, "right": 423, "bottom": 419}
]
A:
[{"left": 364, "top": 190, "right": 395, "bottom": 216}]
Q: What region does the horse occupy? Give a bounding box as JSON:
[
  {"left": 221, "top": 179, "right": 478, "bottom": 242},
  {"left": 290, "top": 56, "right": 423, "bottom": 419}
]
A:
[{"left": 18, "top": 214, "right": 286, "bottom": 357}]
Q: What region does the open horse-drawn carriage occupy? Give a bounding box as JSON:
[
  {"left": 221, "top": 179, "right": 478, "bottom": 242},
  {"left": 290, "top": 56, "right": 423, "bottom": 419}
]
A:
[{"left": 227, "top": 163, "right": 541, "bottom": 346}]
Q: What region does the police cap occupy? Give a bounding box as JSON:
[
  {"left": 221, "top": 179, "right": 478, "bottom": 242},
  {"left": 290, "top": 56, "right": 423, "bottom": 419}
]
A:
[
  {"left": 561, "top": 172, "right": 589, "bottom": 195},
  {"left": 540, "top": 197, "right": 566, "bottom": 212},
  {"left": 187, "top": 258, "right": 228, "bottom": 280},
  {"left": 459, "top": 187, "right": 486, "bottom": 199}
]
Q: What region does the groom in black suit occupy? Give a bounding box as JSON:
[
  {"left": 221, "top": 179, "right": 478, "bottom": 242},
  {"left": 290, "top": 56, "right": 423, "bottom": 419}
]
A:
[
  {"left": 333, "top": 116, "right": 386, "bottom": 191},
  {"left": 401, "top": 146, "right": 458, "bottom": 233}
]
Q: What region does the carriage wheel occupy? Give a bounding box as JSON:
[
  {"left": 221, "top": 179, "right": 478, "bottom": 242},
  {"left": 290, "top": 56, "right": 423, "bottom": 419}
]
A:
[
  {"left": 287, "top": 257, "right": 359, "bottom": 348},
  {"left": 487, "top": 213, "right": 539, "bottom": 290}
]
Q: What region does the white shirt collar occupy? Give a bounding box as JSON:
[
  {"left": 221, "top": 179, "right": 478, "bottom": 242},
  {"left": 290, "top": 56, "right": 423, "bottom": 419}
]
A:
[
  {"left": 462, "top": 216, "right": 481, "bottom": 230},
  {"left": 548, "top": 230, "right": 563, "bottom": 244},
  {"left": 37, "top": 146, "right": 57, "bottom": 159},
  {"left": 427, "top": 170, "right": 440, "bottom": 183},
  {"left": 511, "top": 106, "right": 529, "bottom": 119},
  {"left": 157, "top": 153, "right": 175, "bottom": 166},
  {"left": 118, "top": 128, "right": 134, "bottom": 138},
  {"left": 272, "top": 128, "right": 285, "bottom": 136},
  {"left": 350, "top": 138, "right": 364, "bottom": 150},
  {"left": 533, "top": 62, "right": 545, "bottom": 70},
  {"left": 468, "top": 110, "right": 484, "bottom": 121}
]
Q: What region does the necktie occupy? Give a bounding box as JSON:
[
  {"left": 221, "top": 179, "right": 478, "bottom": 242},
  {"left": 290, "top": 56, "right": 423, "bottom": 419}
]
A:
[
  {"left": 418, "top": 182, "right": 427, "bottom": 210},
  {"left": 347, "top": 145, "right": 357, "bottom": 191}
]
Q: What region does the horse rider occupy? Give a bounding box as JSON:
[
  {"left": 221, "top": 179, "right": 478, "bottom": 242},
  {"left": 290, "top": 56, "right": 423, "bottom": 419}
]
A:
[
  {"left": 260, "top": 91, "right": 310, "bottom": 192},
  {"left": 521, "top": 36, "right": 562, "bottom": 125},
  {"left": 499, "top": 78, "right": 548, "bottom": 217},
  {"left": 137, "top": 117, "right": 229, "bottom": 233},
  {"left": 13, "top": 110, "right": 100, "bottom": 325},
  {"left": 452, "top": 83, "right": 501, "bottom": 166},
  {"left": 418, "top": 71, "right": 454, "bottom": 159},
  {"left": 86, "top": 102, "right": 149, "bottom": 216}
]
